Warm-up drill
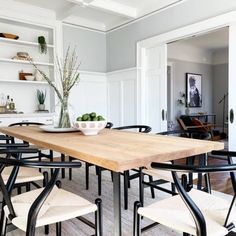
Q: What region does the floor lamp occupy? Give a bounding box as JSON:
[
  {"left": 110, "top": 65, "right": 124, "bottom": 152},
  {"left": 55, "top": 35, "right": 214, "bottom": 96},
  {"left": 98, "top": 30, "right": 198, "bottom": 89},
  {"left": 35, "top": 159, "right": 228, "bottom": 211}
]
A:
[{"left": 219, "top": 93, "right": 228, "bottom": 138}]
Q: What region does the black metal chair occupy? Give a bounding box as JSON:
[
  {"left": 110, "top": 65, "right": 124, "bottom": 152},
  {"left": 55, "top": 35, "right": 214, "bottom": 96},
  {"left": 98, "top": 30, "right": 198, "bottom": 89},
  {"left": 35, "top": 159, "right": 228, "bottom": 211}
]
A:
[
  {"left": 8, "top": 122, "right": 54, "bottom": 165},
  {"left": 8, "top": 122, "right": 66, "bottom": 178},
  {"left": 134, "top": 150, "right": 236, "bottom": 236},
  {"left": 0, "top": 148, "right": 103, "bottom": 236},
  {"left": 92, "top": 125, "right": 152, "bottom": 210},
  {"left": 0, "top": 135, "right": 46, "bottom": 193},
  {"left": 142, "top": 130, "right": 211, "bottom": 205}
]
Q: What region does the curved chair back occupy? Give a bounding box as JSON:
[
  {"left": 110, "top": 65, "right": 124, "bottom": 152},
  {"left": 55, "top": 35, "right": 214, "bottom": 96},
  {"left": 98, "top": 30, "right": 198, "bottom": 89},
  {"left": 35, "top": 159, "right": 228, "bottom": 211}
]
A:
[
  {"left": 151, "top": 150, "right": 236, "bottom": 235},
  {"left": 105, "top": 122, "right": 113, "bottom": 129},
  {"left": 9, "top": 122, "right": 44, "bottom": 127},
  {"left": 114, "top": 125, "right": 152, "bottom": 133}
]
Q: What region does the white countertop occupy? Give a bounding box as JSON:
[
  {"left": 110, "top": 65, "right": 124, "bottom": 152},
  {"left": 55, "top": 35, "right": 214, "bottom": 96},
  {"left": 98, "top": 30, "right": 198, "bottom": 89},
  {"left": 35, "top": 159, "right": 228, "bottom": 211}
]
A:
[{"left": 0, "top": 113, "right": 54, "bottom": 118}]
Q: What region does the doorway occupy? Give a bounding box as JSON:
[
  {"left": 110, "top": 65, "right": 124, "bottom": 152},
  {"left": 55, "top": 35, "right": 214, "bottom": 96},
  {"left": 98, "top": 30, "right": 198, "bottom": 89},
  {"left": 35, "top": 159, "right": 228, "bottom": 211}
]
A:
[
  {"left": 167, "top": 27, "right": 229, "bottom": 135},
  {"left": 137, "top": 12, "right": 236, "bottom": 150}
]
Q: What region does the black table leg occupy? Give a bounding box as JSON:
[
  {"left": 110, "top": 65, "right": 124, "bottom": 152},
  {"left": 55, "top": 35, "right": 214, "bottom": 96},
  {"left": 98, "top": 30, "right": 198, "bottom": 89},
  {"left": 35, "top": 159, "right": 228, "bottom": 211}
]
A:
[{"left": 113, "top": 172, "right": 121, "bottom": 236}]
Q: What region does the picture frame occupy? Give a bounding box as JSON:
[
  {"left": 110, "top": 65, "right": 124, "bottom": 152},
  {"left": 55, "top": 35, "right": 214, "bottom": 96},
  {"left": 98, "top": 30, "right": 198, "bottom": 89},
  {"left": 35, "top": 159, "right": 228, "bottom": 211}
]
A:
[{"left": 186, "top": 73, "right": 202, "bottom": 108}]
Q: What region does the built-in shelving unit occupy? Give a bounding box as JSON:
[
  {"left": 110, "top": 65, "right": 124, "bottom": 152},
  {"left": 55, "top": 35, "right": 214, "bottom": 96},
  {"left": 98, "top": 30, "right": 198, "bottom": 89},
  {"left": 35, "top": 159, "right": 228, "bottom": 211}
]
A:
[{"left": 0, "top": 16, "right": 55, "bottom": 113}]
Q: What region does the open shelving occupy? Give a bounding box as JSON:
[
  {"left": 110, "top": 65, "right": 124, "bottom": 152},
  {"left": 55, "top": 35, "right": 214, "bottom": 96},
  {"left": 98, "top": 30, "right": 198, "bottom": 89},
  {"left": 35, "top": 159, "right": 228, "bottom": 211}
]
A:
[
  {"left": 0, "top": 16, "right": 56, "bottom": 113},
  {"left": 0, "top": 58, "right": 54, "bottom": 67},
  {"left": 0, "top": 37, "right": 54, "bottom": 48}
]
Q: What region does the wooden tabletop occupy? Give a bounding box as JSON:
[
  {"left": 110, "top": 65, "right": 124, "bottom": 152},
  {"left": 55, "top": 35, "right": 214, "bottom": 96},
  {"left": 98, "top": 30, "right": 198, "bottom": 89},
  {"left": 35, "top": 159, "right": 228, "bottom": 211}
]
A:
[{"left": 0, "top": 126, "right": 224, "bottom": 172}]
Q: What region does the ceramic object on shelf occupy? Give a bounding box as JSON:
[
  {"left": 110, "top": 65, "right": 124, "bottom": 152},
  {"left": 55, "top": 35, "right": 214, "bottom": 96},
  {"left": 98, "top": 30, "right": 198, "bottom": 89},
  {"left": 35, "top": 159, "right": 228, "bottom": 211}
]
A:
[
  {"left": 75, "top": 120, "right": 107, "bottom": 136},
  {"left": 35, "top": 70, "right": 44, "bottom": 81},
  {"left": 38, "top": 104, "right": 45, "bottom": 110},
  {"left": 25, "top": 75, "right": 35, "bottom": 81}
]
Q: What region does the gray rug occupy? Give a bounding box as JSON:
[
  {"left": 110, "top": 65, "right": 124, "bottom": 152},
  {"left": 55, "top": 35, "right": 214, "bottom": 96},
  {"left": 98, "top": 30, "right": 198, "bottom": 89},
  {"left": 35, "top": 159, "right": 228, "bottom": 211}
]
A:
[{"left": 3, "top": 164, "right": 235, "bottom": 236}]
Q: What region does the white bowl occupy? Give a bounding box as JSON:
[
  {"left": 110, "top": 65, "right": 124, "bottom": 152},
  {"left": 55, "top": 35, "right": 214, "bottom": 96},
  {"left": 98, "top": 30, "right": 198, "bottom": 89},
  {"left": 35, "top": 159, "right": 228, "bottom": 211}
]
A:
[
  {"left": 25, "top": 75, "right": 35, "bottom": 81},
  {"left": 75, "top": 120, "right": 107, "bottom": 136}
]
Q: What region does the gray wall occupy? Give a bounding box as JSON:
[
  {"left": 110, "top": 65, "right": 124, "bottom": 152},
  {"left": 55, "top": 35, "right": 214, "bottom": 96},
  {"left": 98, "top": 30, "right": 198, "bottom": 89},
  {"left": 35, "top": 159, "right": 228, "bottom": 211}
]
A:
[
  {"left": 63, "top": 25, "right": 106, "bottom": 72},
  {"left": 107, "top": 0, "right": 236, "bottom": 71},
  {"left": 169, "top": 59, "right": 213, "bottom": 121},
  {"left": 213, "top": 64, "right": 228, "bottom": 127}
]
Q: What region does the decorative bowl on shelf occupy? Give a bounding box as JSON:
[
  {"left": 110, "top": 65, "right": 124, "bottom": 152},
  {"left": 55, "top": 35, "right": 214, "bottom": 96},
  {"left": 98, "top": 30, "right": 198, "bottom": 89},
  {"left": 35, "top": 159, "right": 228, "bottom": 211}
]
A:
[
  {"left": 0, "top": 33, "right": 19, "bottom": 40},
  {"left": 75, "top": 120, "right": 107, "bottom": 136},
  {"left": 25, "top": 75, "right": 35, "bottom": 81}
]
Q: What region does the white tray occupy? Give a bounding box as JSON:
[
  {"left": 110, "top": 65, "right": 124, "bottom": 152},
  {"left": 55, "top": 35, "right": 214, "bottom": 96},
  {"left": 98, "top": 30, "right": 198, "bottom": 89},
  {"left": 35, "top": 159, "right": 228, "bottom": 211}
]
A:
[{"left": 39, "top": 125, "right": 79, "bottom": 133}]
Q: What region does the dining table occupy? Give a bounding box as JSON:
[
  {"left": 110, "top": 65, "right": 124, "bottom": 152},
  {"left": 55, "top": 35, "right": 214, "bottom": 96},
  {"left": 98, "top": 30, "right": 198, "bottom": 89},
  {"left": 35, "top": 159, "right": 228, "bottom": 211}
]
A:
[{"left": 0, "top": 126, "right": 224, "bottom": 236}]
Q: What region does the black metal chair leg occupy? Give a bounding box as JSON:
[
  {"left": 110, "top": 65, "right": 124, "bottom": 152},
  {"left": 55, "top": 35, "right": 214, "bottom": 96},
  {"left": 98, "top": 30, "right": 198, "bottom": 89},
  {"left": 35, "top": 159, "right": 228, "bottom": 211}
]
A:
[
  {"left": 171, "top": 183, "right": 176, "bottom": 196},
  {"left": 127, "top": 170, "right": 131, "bottom": 188},
  {"left": 148, "top": 176, "right": 155, "bottom": 198},
  {"left": 26, "top": 182, "right": 31, "bottom": 192},
  {"left": 44, "top": 225, "right": 49, "bottom": 235},
  {"left": 205, "top": 173, "right": 212, "bottom": 194},
  {"left": 85, "top": 163, "right": 89, "bottom": 190},
  {"left": 95, "top": 199, "right": 103, "bottom": 236},
  {"left": 69, "top": 157, "right": 73, "bottom": 181},
  {"left": 133, "top": 201, "right": 141, "bottom": 236},
  {"left": 56, "top": 222, "right": 62, "bottom": 236},
  {"left": 38, "top": 151, "right": 42, "bottom": 173},
  {"left": 61, "top": 154, "right": 65, "bottom": 179},
  {"left": 0, "top": 211, "right": 7, "bottom": 236},
  {"left": 139, "top": 168, "right": 144, "bottom": 207},
  {"left": 98, "top": 168, "right": 102, "bottom": 196},
  {"left": 110, "top": 171, "right": 113, "bottom": 182},
  {"left": 49, "top": 150, "right": 53, "bottom": 177},
  {"left": 124, "top": 171, "right": 129, "bottom": 210},
  {"left": 17, "top": 186, "right": 21, "bottom": 194}
]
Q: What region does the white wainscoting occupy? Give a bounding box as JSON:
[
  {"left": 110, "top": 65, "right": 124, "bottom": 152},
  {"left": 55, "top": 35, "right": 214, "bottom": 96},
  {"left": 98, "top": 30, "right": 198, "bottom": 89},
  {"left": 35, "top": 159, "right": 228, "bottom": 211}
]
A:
[
  {"left": 107, "top": 68, "right": 137, "bottom": 127},
  {"left": 69, "top": 71, "right": 107, "bottom": 119}
]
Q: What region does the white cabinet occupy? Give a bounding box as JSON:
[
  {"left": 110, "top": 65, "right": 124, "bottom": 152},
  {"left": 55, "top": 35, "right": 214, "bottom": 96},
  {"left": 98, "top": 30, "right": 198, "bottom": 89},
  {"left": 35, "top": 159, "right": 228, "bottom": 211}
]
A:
[{"left": 0, "top": 114, "right": 54, "bottom": 127}]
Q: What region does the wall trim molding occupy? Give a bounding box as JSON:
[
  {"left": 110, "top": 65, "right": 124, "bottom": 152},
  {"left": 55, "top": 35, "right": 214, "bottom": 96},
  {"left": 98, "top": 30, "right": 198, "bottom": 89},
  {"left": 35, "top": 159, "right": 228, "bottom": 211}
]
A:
[{"left": 107, "top": 67, "right": 137, "bottom": 76}]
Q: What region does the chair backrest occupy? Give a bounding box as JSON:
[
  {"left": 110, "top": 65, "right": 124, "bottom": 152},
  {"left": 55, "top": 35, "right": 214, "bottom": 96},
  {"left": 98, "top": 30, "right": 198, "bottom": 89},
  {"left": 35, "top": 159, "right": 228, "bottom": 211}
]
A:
[
  {"left": 105, "top": 122, "right": 113, "bottom": 129},
  {"left": 114, "top": 125, "right": 152, "bottom": 133},
  {"left": 151, "top": 150, "right": 236, "bottom": 235},
  {"left": 157, "top": 130, "right": 190, "bottom": 137},
  {"left": 9, "top": 122, "right": 44, "bottom": 127}
]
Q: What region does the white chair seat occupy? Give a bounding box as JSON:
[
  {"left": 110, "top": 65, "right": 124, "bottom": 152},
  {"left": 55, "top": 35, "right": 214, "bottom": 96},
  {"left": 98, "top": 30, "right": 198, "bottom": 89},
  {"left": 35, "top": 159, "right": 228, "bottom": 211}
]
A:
[
  {"left": 2, "top": 167, "right": 44, "bottom": 184},
  {"left": 4, "top": 186, "right": 97, "bottom": 232},
  {"left": 138, "top": 189, "right": 235, "bottom": 236},
  {"left": 143, "top": 162, "right": 201, "bottom": 183}
]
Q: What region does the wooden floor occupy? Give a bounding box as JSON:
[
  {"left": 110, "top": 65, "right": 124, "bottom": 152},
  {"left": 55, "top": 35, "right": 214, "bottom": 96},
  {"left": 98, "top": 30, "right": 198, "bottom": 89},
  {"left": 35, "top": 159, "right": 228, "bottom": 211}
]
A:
[{"left": 176, "top": 155, "right": 234, "bottom": 194}]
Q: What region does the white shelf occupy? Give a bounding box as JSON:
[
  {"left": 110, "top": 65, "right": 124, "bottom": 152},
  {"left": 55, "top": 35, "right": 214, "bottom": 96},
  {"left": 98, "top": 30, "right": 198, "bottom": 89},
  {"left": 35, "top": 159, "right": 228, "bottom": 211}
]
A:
[
  {"left": 0, "top": 58, "right": 54, "bottom": 67},
  {"left": 0, "top": 37, "right": 54, "bottom": 48},
  {"left": 0, "top": 79, "right": 51, "bottom": 85}
]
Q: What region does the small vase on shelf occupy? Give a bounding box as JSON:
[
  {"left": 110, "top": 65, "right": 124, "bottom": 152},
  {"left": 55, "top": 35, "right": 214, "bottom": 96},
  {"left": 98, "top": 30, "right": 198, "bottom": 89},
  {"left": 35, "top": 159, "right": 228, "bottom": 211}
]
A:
[{"left": 185, "top": 107, "right": 190, "bottom": 115}]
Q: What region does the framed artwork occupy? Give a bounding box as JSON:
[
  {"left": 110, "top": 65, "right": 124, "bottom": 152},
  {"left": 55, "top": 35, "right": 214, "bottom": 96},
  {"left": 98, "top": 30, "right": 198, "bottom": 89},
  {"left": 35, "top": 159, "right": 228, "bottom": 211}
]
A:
[{"left": 186, "top": 73, "right": 202, "bottom": 107}]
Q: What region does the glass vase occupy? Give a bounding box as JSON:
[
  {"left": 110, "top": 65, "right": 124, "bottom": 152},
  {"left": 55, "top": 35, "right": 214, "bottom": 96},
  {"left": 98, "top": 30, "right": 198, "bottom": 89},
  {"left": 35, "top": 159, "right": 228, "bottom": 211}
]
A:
[{"left": 54, "top": 96, "right": 75, "bottom": 128}]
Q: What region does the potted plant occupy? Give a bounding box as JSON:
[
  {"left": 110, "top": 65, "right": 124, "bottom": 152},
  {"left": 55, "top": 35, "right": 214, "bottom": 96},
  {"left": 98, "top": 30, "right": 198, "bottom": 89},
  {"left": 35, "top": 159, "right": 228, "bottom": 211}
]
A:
[
  {"left": 38, "top": 36, "right": 47, "bottom": 54},
  {"left": 37, "top": 89, "right": 46, "bottom": 111},
  {"left": 177, "top": 92, "right": 190, "bottom": 115}
]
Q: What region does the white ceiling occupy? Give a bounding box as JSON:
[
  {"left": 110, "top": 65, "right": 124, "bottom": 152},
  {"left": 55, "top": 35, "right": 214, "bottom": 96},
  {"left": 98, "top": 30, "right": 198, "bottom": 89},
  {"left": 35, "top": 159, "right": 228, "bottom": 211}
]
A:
[
  {"left": 14, "top": 0, "right": 184, "bottom": 31},
  {"left": 172, "top": 27, "right": 229, "bottom": 51}
]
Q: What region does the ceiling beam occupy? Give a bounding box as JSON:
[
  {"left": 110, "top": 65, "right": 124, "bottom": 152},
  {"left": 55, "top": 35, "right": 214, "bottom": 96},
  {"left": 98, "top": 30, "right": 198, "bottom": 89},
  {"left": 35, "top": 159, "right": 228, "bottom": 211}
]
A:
[
  {"left": 66, "top": 0, "right": 137, "bottom": 19},
  {"left": 57, "top": 2, "right": 79, "bottom": 20}
]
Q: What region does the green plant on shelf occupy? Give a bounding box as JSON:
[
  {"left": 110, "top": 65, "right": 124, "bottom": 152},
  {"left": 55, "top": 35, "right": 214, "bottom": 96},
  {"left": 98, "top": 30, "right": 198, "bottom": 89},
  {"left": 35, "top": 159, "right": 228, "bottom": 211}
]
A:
[
  {"left": 38, "top": 36, "right": 47, "bottom": 54},
  {"left": 37, "top": 89, "right": 46, "bottom": 105}
]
